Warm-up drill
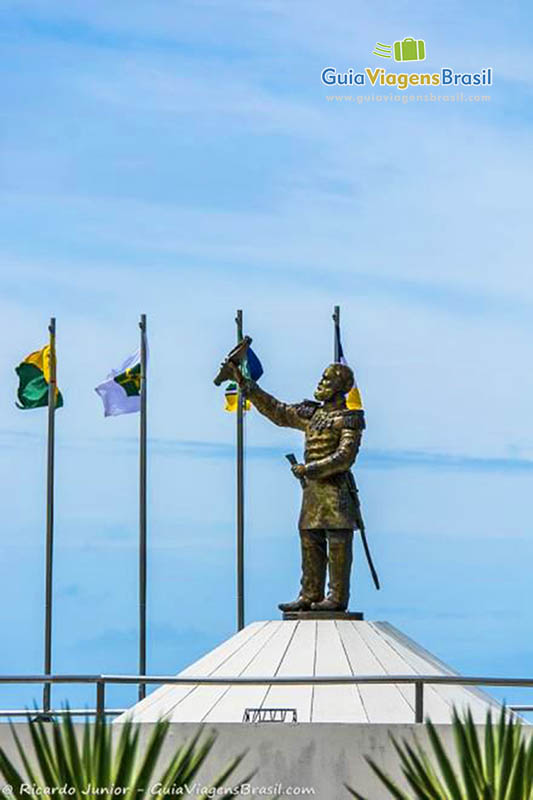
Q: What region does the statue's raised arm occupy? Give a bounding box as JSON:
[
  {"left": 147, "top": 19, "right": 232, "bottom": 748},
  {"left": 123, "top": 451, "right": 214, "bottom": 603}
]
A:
[{"left": 226, "top": 360, "right": 318, "bottom": 431}]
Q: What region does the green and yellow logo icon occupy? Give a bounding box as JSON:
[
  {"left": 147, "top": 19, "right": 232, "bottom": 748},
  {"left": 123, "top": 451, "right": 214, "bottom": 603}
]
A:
[
  {"left": 373, "top": 37, "right": 426, "bottom": 62},
  {"left": 373, "top": 42, "right": 393, "bottom": 59}
]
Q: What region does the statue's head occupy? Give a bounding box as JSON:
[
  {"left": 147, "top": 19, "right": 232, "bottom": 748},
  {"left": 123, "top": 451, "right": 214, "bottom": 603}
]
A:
[{"left": 314, "top": 363, "right": 354, "bottom": 402}]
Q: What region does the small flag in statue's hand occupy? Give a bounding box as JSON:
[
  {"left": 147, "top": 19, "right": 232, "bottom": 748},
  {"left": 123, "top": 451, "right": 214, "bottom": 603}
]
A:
[
  {"left": 223, "top": 344, "right": 262, "bottom": 412},
  {"left": 243, "top": 346, "right": 263, "bottom": 381},
  {"left": 334, "top": 324, "right": 364, "bottom": 411},
  {"left": 225, "top": 383, "right": 238, "bottom": 412},
  {"left": 224, "top": 382, "right": 251, "bottom": 413},
  {"left": 95, "top": 349, "right": 144, "bottom": 417},
  {"left": 15, "top": 345, "right": 63, "bottom": 409}
]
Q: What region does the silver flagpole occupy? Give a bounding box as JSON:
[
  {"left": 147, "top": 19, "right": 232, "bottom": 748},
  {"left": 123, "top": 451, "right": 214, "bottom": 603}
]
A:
[
  {"left": 43, "top": 317, "right": 56, "bottom": 714},
  {"left": 138, "top": 314, "right": 148, "bottom": 700},
  {"left": 235, "top": 309, "right": 245, "bottom": 631}
]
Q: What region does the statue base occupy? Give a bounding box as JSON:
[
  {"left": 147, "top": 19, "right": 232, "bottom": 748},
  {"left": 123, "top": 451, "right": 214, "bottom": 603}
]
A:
[{"left": 282, "top": 610, "right": 364, "bottom": 621}]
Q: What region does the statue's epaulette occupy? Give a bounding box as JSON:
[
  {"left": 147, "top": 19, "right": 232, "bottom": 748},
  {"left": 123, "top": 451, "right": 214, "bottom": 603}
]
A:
[
  {"left": 342, "top": 409, "right": 366, "bottom": 431},
  {"left": 295, "top": 399, "right": 320, "bottom": 419}
]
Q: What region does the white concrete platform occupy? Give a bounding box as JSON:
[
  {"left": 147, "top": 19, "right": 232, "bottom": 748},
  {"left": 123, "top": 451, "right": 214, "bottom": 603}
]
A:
[{"left": 114, "top": 619, "right": 501, "bottom": 724}]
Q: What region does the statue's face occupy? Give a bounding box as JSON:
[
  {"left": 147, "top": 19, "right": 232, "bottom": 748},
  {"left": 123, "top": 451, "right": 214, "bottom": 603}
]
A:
[{"left": 314, "top": 365, "right": 342, "bottom": 401}]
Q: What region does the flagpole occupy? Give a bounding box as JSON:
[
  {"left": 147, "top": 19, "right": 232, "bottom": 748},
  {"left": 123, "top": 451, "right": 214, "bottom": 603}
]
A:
[
  {"left": 138, "top": 314, "right": 148, "bottom": 701},
  {"left": 235, "top": 309, "right": 245, "bottom": 631},
  {"left": 43, "top": 317, "right": 56, "bottom": 714},
  {"left": 333, "top": 305, "right": 340, "bottom": 361}
]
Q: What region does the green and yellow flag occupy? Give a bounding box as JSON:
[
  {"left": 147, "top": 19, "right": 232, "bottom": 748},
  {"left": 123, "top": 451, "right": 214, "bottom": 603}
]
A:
[
  {"left": 15, "top": 345, "right": 63, "bottom": 410},
  {"left": 224, "top": 382, "right": 251, "bottom": 412}
]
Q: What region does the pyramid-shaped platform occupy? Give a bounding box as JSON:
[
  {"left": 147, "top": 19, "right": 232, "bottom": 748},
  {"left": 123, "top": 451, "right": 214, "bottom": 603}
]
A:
[{"left": 115, "top": 619, "right": 501, "bottom": 724}]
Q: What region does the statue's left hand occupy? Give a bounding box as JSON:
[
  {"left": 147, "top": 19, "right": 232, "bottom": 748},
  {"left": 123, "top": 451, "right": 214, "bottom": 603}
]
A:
[
  {"left": 291, "top": 463, "right": 307, "bottom": 479},
  {"left": 227, "top": 360, "right": 246, "bottom": 385}
]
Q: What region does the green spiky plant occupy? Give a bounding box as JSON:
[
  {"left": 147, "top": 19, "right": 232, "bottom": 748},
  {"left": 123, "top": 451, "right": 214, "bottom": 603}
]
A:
[
  {"left": 347, "top": 707, "right": 533, "bottom": 800},
  {"left": 0, "top": 712, "right": 254, "bottom": 798}
]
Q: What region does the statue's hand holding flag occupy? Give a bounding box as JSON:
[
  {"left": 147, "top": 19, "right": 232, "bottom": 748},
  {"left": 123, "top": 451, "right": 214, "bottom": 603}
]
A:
[{"left": 214, "top": 335, "right": 264, "bottom": 412}]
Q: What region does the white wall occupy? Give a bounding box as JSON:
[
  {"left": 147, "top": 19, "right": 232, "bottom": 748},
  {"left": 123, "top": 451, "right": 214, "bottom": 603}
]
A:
[{"left": 0, "top": 721, "right": 520, "bottom": 799}]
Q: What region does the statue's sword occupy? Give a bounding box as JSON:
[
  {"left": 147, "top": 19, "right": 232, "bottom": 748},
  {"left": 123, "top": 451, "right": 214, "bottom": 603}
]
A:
[
  {"left": 347, "top": 482, "right": 381, "bottom": 591},
  {"left": 285, "top": 453, "right": 381, "bottom": 591}
]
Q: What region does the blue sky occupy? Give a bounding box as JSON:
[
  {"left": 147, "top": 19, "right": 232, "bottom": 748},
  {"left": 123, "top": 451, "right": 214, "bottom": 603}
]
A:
[{"left": 1, "top": 0, "right": 533, "bottom": 713}]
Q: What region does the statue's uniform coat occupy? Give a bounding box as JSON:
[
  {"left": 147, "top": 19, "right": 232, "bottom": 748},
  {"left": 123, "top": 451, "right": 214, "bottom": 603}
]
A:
[{"left": 244, "top": 381, "right": 364, "bottom": 530}]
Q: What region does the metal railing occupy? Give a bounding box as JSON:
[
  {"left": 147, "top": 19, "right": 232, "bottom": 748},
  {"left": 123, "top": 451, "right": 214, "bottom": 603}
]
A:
[{"left": 0, "top": 673, "right": 532, "bottom": 724}]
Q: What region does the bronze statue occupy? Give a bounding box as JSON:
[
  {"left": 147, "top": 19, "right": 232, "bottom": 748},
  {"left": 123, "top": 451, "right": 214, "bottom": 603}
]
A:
[{"left": 223, "top": 357, "right": 366, "bottom": 612}]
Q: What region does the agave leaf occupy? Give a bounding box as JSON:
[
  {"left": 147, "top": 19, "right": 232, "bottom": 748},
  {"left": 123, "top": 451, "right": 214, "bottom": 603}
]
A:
[
  {"left": 365, "top": 757, "right": 414, "bottom": 800},
  {"left": 51, "top": 718, "right": 74, "bottom": 787},
  {"left": 167, "top": 729, "right": 217, "bottom": 785},
  {"left": 344, "top": 784, "right": 369, "bottom": 800},
  {"left": 452, "top": 710, "right": 481, "bottom": 800},
  {"left": 0, "top": 746, "right": 27, "bottom": 798},
  {"left": 112, "top": 722, "right": 139, "bottom": 792},
  {"left": 399, "top": 737, "right": 446, "bottom": 799},
  {"left": 496, "top": 706, "right": 507, "bottom": 786},
  {"left": 155, "top": 726, "right": 250, "bottom": 795},
  {"left": 484, "top": 709, "right": 495, "bottom": 787},
  {"left": 502, "top": 740, "right": 525, "bottom": 800},
  {"left": 82, "top": 717, "right": 92, "bottom": 782},
  {"left": 459, "top": 751, "right": 483, "bottom": 800},
  {"left": 62, "top": 712, "right": 88, "bottom": 797},
  {"left": 391, "top": 736, "right": 424, "bottom": 781},
  {"left": 25, "top": 715, "right": 58, "bottom": 787},
  {"left": 94, "top": 713, "right": 112, "bottom": 788},
  {"left": 497, "top": 711, "right": 518, "bottom": 798},
  {"left": 416, "top": 747, "right": 451, "bottom": 800},
  {"left": 463, "top": 708, "right": 484, "bottom": 785},
  {"left": 425, "top": 719, "right": 462, "bottom": 799},
  {"left": 208, "top": 750, "right": 252, "bottom": 790},
  {"left": 157, "top": 726, "right": 208, "bottom": 787},
  {"left": 391, "top": 734, "right": 447, "bottom": 800},
  {"left": 6, "top": 720, "right": 40, "bottom": 788},
  {"left": 523, "top": 732, "right": 533, "bottom": 788},
  {"left": 128, "top": 719, "right": 170, "bottom": 799},
  {"left": 225, "top": 768, "right": 258, "bottom": 796}
]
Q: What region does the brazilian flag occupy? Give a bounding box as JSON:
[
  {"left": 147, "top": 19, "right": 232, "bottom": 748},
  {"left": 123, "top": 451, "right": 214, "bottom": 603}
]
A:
[{"left": 15, "top": 345, "right": 63, "bottom": 410}]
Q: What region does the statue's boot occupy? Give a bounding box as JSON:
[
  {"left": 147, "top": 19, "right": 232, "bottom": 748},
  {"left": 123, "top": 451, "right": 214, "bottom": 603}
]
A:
[
  {"left": 311, "top": 531, "right": 353, "bottom": 612},
  {"left": 279, "top": 530, "right": 327, "bottom": 612},
  {"left": 278, "top": 597, "right": 312, "bottom": 612}
]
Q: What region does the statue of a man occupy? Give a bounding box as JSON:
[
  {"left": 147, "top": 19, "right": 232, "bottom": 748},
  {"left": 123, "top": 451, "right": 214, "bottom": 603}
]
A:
[{"left": 228, "top": 361, "right": 365, "bottom": 612}]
